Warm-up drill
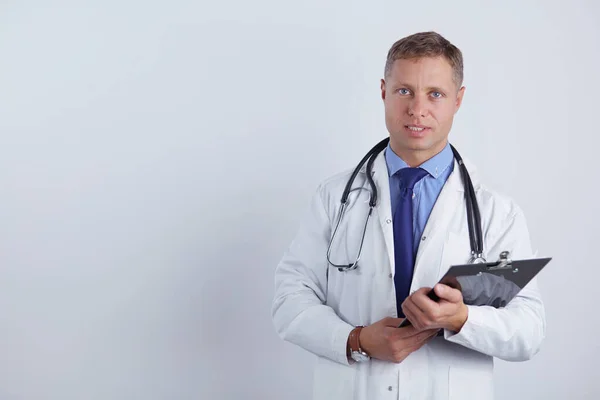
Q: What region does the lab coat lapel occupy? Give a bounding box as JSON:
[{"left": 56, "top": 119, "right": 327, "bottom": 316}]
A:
[
  {"left": 369, "top": 151, "right": 396, "bottom": 275},
  {"left": 411, "top": 159, "right": 465, "bottom": 290}
]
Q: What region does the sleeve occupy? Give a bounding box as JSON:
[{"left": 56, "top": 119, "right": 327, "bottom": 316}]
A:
[
  {"left": 271, "top": 184, "right": 355, "bottom": 366},
  {"left": 443, "top": 206, "right": 546, "bottom": 362}
]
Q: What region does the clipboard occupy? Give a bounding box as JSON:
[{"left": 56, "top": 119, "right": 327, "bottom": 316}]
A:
[{"left": 398, "top": 251, "right": 552, "bottom": 328}]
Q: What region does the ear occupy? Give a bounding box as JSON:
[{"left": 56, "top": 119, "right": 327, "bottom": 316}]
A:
[
  {"left": 455, "top": 86, "right": 466, "bottom": 113},
  {"left": 380, "top": 79, "right": 386, "bottom": 100}
]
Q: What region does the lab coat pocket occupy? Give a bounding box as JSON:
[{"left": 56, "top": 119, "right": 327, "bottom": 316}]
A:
[
  {"left": 448, "top": 366, "right": 493, "bottom": 400},
  {"left": 312, "top": 356, "right": 356, "bottom": 400}
]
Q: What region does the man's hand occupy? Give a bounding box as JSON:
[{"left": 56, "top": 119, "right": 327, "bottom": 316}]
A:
[
  {"left": 358, "top": 317, "right": 439, "bottom": 363},
  {"left": 401, "top": 284, "right": 469, "bottom": 333}
]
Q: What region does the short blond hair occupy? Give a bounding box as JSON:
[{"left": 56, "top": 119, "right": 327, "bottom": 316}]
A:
[{"left": 384, "top": 31, "right": 464, "bottom": 88}]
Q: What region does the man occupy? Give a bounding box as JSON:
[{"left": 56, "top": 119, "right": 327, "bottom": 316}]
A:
[{"left": 271, "top": 31, "right": 545, "bottom": 400}]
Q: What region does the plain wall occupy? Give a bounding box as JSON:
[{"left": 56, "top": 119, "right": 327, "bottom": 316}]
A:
[{"left": 0, "top": 0, "right": 598, "bottom": 399}]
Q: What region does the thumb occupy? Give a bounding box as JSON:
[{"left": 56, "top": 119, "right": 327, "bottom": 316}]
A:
[{"left": 434, "top": 284, "right": 462, "bottom": 303}]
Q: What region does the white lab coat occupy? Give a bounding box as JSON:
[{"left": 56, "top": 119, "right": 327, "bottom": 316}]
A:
[{"left": 271, "top": 149, "right": 545, "bottom": 400}]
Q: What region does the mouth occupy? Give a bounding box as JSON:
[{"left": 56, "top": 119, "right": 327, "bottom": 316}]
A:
[{"left": 404, "top": 124, "right": 431, "bottom": 137}]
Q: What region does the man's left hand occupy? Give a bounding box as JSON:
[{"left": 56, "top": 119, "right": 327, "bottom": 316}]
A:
[{"left": 401, "top": 284, "right": 468, "bottom": 333}]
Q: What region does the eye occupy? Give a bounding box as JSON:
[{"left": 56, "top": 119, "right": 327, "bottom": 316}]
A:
[
  {"left": 398, "top": 88, "right": 411, "bottom": 95},
  {"left": 431, "top": 91, "right": 444, "bottom": 98}
]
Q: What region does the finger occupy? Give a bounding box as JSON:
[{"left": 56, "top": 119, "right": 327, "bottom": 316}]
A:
[
  {"left": 411, "top": 287, "right": 432, "bottom": 297},
  {"left": 410, "top": 287, "right": 434, "bottom": 303},
  {"left": 391, "top": 333, "right": 428, "bottom": 362},
  {"left": 425, "top": 329, "right": 441, "bottom": 340},
  {"left": 402, "top": 300, "right": 429, "bottom": 332},
  {"left": 382, "top": 317, "right": 405, "bottom": 327},
  {"left": 401, "top": 309, "right": 418, "bottom": 332},
  {"left": 400, "top": 299, "right": 417, "bottom": 328},
  {"left": 386, "top": 323, "right": 416, "bottom": 339},
  {"left": 403, "top": 342, "right": 423, "bottom": 355},
  {"left": 417, "top": 329, "right": 437, "bottom": 343},
  {"left": 410, "top": 289, "right": 438, "bottom": 317},
  {"left": 434, "top": 284, "right": 463, "bottom": 303},
  {"left": 404, "top": 330, "right": 438, "bottom": 352},
  {"left": 411, "top": 335, "right": 434, "bottom": 351},
  {"left": 394, "top": 322, "right": 418, "bottom": 338},
  {"left": 392, "top": 329, "right": 438, "bottom": 362}
]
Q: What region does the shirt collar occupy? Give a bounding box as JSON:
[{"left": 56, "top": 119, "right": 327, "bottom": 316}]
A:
[{"left": 384, "top": 141, "right": 454, "bottom": 179}]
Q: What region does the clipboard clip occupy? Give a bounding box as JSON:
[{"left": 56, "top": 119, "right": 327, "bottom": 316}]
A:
[{"left": 486, "top": 251, "right": 514, "bottom": 271}]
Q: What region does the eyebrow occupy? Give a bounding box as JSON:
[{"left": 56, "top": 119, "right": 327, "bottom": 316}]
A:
[{"left": 394, "top": 82, "right": 449, "bottom": 93}]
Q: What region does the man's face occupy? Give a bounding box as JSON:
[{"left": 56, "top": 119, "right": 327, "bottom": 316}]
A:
[{"left": 381, "top": 56, "right": 465, "bottom": 163}]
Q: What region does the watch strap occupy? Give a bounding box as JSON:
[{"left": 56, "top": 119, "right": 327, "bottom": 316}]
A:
[{"left": 349, "top": 326, "right": 366, "bottom": 354}]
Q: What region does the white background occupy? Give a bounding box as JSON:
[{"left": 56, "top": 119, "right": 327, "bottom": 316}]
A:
[{"left": 0, "top": 1, "right": 598, "bottom": 399}]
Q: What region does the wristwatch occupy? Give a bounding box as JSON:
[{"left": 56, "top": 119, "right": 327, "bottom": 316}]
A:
[{"left": 348, "top": 326, "right": 370, "bottom": 362}]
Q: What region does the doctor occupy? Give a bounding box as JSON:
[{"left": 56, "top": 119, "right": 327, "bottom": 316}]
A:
[{"left": 271, "top": 31, "right": 545, "bottom": 400}]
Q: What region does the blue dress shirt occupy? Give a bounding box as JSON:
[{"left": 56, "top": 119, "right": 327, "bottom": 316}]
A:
[{"left": 385, "top": 142, "right": 455, "bottom": 255}]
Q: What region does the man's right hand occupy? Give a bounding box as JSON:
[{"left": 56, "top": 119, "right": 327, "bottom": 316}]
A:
[{"left": 359, "top": 317, "right": 439, "bottom": 363}]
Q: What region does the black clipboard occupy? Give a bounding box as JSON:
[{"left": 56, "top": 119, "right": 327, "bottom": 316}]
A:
[{"left": 398, "top": 251, "right": 552, "bottom": 328}]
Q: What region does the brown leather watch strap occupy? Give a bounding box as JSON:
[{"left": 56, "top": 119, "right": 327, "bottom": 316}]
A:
[{"left": 349, "top": 326, "right": 364, "bottom": 353}]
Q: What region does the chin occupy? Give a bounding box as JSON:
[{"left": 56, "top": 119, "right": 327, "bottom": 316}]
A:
[{"left": 399, "top": 138, "right": 436, "bottom": 151}]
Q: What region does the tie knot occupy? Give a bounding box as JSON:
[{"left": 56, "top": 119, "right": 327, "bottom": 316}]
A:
[{"left": 397, "top": 167, "right": 428, "bottom": 190}]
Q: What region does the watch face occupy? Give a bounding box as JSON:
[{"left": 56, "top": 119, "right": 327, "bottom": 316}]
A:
[{"left": 352, "top": 351, "right": 369, "bottom": 362}]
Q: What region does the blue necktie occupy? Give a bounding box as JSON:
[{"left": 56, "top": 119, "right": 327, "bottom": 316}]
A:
[{"left": 393, "top": 167, "right": 428, "bottom": 318}]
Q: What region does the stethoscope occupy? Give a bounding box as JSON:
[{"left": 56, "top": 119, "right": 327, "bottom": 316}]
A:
[{"left": 326, "top": 137, "right": 486, "bottom": 272}]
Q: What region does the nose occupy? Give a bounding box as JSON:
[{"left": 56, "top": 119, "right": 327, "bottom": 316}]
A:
[{"left": 408, "top": 95, "right": 427, "bottom": 118}]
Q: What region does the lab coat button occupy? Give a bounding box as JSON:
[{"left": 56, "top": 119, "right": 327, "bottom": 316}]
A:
[
  {"left": 422, "top": 236, "right": 426, "bottom": 241},
  {"left": 388, "top": 273, "right": 392, "bottom": 279},
  {"left": 388, "top": 386, "right": 393, "bottom": 391},
  {"left": 386, "top": 219, "right": 391, "bottom": 224}
]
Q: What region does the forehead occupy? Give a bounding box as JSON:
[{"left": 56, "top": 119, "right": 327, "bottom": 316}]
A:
[{"left": 387, "top": 56, "right": 456, "bottom": 89}]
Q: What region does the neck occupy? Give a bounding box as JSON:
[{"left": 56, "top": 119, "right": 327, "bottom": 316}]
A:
[{"left": 389, "top": 139, "right": 448, "bottom": 167}]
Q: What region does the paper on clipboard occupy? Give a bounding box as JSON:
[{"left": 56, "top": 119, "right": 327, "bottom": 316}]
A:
[{"left": 398, "top": 251, "right": 552, "bottom": 328}]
